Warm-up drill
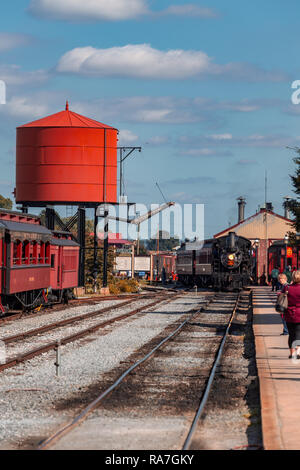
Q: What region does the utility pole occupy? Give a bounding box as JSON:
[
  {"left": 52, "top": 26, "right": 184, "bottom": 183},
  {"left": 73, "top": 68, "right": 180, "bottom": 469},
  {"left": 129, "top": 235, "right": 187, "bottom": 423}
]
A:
[
  {"left": 103, "top": 209, "right": 109, "bottom": 289},
  {"left": 118, "top": 147, "right": 142, "bottom": 198},
  {"left": 156, "top": 222, "right": 159, "bottom": 282}
]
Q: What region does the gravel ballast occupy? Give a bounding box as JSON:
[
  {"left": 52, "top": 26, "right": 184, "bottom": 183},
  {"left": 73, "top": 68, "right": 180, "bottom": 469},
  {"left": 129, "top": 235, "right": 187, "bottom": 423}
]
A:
[{"left": 0, "top": 293, "right": 207, "bottom": 449}]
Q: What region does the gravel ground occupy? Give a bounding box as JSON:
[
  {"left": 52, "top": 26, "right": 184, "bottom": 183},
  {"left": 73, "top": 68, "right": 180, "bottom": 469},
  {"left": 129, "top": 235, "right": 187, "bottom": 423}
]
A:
[
  {"left": 2, "top": 296, "right": 180, "bottom": 359},
  {"left": 51, "top": 293, "right": 252, "bottom": 451},
  {"left": 0, "top": 293, "right": 207, "bottom": 449},
  {"left": 188, "top": 293, "right": 262, "bottom": 450},
  {"left": 0, "top": 299, "right": 130, "bottom": 338}
]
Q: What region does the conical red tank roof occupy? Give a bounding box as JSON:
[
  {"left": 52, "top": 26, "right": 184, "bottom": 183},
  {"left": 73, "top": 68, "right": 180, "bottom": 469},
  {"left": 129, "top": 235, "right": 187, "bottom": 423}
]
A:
[{"left": 18, "top": 101, "right": 118, "bottom": 130}]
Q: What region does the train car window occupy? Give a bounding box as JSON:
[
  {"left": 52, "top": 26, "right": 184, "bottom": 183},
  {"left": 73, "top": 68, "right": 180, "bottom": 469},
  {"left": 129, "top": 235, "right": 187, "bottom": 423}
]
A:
[
  {"left": 13, "top": 240, "right": 22, "bottom": 265},
  {"left": 45, "top": 242, "right": 50, "bottom": 264},
  {"left": 51, "top": 254, "right": 55, "bottom": 268},
  {"left": 39, "top": 241, "right": 45, "bottom": 264},
  {"left": 22, "top": 241, "right": 29, "bottom": 264},
  {"left": 31, "top": 241, "right": 37, "bottom": 264}
]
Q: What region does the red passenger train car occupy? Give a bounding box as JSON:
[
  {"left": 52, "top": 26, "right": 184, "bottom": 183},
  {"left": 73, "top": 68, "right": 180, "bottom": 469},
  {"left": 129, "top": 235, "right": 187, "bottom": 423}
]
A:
[
  {"left": 268, "top": 241, "right": 300, "bottom": 276},
  {"left": 0, "top": 209, "right": 79, "bottom": 313}
]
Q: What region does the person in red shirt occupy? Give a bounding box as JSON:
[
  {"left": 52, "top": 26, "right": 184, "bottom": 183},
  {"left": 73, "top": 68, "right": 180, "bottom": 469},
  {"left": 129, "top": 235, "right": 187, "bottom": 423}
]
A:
[{"left": 283, "top": 270, "right": 300, "bottom": 358}]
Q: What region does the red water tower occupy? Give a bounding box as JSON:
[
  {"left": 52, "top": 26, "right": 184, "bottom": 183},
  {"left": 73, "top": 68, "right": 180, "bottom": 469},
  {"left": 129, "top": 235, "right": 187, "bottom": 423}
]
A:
[
  {"left": 16, "top": 102, "right": 118, "bottom": 205},
  {"left": 15, "top": 103, "right": 119, "bottom": 288}
]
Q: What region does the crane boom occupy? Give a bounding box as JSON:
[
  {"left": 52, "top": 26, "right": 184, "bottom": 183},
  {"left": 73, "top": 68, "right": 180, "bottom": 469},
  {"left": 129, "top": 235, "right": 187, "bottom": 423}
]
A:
[
  {"left": 106, "top": 202, "right": 175, "bottom": 225},
  {"left": 131, "top": 202, "right": 175, "bottom": 225}
]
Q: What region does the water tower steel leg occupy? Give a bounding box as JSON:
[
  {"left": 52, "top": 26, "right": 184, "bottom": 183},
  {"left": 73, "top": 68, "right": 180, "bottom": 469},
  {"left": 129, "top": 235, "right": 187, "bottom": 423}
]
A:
[
  {"left": 77, "top": 207, "right": 86, "bottom": 287},
  {"left": 93, "top": 208, "right": 98, "bottom": 292},
  {"left": 45, "top": 207, "right": 55, "bottom": 230},
  {"left": 103, "top": 210, "right": 109, "bottom": 288}
]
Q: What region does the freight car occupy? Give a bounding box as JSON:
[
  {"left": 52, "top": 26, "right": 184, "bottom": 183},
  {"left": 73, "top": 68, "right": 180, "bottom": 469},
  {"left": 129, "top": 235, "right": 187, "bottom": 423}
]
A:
[
  {"left": 176, "top": 232, "right": 253, "bottom": 290},
  {"left": 0, "top": 209, "right": 79, "bottom": 313}
]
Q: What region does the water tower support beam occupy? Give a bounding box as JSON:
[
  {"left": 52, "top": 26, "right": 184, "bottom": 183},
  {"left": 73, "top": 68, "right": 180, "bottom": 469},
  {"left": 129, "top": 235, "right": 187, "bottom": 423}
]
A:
[
  {"left": 45, "top": 207, "right": 55, "bottom": 230},
  {"left": 93, "top": 208, "right": 98, "bottom": 292},
  {"left": 77, "top": 207, "right": 86, "bottom": 287},
  {"left": 103, "top": 210, "right": 109, "bottom": 288}
]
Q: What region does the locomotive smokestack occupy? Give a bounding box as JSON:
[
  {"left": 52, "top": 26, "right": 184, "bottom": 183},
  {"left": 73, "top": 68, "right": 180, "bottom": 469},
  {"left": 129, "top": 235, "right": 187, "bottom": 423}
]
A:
[
  {"left": 237, "top": 197, "right": 246, "bottom": 223},
  {"left": 228, "top": 232, "right": 236, "bottom": 251},
  {"left": 283, "top": 197, "right": 291, "bottom": 219}
]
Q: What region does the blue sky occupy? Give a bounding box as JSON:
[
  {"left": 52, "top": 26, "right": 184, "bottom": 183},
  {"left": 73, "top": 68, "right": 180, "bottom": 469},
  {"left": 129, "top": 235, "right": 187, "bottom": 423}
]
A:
[{"left": 1, "top": 0, "right": 300, "bottom": 239}]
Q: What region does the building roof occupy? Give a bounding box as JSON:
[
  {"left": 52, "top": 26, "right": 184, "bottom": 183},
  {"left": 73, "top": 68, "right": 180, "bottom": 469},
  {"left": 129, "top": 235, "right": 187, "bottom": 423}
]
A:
[
  {"left": 93, "top": 232, "right": 133, "bottom": 245},
  {"left": 51, "top": 238, "right": 79, "bottom": 247},
  {"left": 18, "top": 102, "right": 118, "bottom": 131},
  {"left": 0, "top": 208, "right": 40, "bottom": 224},
  {"left": 214, "top": 208, "right": 294, "bottom": 239},
  {"left": 0, "top": 220, "right": 51, "bottom": 235}
]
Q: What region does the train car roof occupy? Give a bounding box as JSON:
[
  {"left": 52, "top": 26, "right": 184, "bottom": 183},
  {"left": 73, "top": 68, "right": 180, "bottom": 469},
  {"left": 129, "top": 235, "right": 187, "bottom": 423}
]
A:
[
  {"left": 50, "top": 238, "right": 79, "bottom": 247},
  {"left": 178, "top": 239, "right": 214, "bottom": 251},
  {"left": 0, "top": 219, "right": 51, "bottom": 235}
]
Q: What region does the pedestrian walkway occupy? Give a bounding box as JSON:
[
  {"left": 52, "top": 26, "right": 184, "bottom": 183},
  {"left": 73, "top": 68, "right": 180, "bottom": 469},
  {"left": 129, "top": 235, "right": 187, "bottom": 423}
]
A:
[{"left": 253, "top": 286, "right": 300, "bottom": 450}]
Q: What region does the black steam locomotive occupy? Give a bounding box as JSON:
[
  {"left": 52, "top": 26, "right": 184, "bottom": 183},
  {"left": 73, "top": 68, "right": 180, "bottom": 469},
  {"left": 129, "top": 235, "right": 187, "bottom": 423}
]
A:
[{"left": 176, "top": 232, "right": 253, "bottom": 290}]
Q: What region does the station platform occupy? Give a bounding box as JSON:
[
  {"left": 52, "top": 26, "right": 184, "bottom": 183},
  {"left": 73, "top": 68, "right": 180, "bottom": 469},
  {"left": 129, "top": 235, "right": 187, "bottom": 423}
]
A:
[{"left": 253, "top": 286, "right": 300, "bottom": 450}]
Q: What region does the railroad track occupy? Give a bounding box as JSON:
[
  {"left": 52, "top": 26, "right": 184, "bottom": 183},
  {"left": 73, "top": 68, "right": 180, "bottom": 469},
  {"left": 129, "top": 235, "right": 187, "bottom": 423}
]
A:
[
  {"left": 0, "top": 290, "right": 188, "bottom": 374},
  {"left": 0, "top": 291, "right": 165, "bottom": 326},
  {"left": 35, "top": 292, "right": 247, "bottom": 450}
]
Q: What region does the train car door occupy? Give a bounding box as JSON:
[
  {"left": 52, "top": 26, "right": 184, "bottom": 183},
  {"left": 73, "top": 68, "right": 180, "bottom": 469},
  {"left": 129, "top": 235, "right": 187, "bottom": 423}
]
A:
[{"left": 57, "top": 246, "right": 63, "bottom": 289}]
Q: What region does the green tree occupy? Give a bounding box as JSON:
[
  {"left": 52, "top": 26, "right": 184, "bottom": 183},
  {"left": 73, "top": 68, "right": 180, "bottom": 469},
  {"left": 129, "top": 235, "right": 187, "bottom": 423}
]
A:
[
  {"left": 287, "top": 149, "right": 300, "bottom": 238},
  {"left": 0, "top": 195, "right": 13, "bottom": 210},
  {"left": 135, "top": 241, "right": 149, "bottom": 255},
  {"left": 84, "top": 223, "right": 115, "bottom": 290},
  {"left": 146, "top": 230, "right": 180, "bottom": 252}
]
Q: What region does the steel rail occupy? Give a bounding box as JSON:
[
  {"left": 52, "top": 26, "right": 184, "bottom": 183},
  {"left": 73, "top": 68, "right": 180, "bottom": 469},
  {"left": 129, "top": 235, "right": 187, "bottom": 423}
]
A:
[
  {"left": 0, "top": 292, "right": 161, "bottom": 326},
  {"left": 1, "top": 294, "right": 169, "bottom": 345},
  {"left": 37, "top": 296, "right": 213, "bottom": 450},
  {"left": 0, "top": 292, "right": 184, "bottom": 374},
  {"left": 182, "top": 293, "right": 241, "bottom": 450}
]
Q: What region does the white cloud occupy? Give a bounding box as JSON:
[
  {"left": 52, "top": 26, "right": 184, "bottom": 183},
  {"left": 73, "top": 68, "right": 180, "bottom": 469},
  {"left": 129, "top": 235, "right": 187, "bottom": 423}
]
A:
[
  {"left": 0, "top": 65, "right": 49, "bottom": 87},
  {"left": 69, "top": 96, "right": 209, "bottom": 124},
  {"left": 0, "top": 91, "right": 67, "bottom": 121},
  {"left": 1, "top": 96, "right": 49, "bottom": 120},
  {"left": 118, "top": 129, "right": 139, "bottom": 145},
  {"left": 146, "top": 136, "right": 169, "bottom": 145},
  {"left": 56, "top": 44, "right": 288, "bottom": 82},
  {"left": 210, "top": 133, "right": 233, "bottom": 140},
  {"left": 57, "top": 44, "right": 212, "bottom": 80},
  {"left": 181, "top": 148, "right": 233, "bottom": 157},
  {"left": 28, "top": 0, "right": 149, "bottom": 21},
  {"left": 66, "top": 95, "right": 276, "bottom": 127},
  {"left": 185, "top": 148, "right": 215, "bottom": 156},
  {"left": 0, "top": 33, "right": 32, "bottom": 51},
  {"left": 0, "top": 92, "right": 282, "bottom": 129},
  {"left": 180, "top": 132, "right": 299, "bottom": 149},
  {"left": 28, "top": 0, "right": 217, "bottom": 22},
  {"left": 159, "top": 4, "right": 217, "bottom": 18}
]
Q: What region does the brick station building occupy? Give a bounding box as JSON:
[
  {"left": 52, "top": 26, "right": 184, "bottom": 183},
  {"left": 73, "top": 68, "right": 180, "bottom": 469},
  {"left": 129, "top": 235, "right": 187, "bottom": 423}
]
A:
[{"left": 214, "top": 201, "right": 294, "bottom": 282}]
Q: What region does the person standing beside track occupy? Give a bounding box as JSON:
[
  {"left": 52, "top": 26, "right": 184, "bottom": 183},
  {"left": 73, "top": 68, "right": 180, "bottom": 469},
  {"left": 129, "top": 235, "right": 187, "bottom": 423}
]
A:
[
  {"left": 271, "top": 266, "right": 280, "bottom": 291},
  {"left": 282, "top": 270, "right": 300, "bottom": 358},
  {"left": 278, "top": 273, "right": 289, "bottom": 336},
  {"left": 284, "top": 265, "right": 292, "bottom": 284}
]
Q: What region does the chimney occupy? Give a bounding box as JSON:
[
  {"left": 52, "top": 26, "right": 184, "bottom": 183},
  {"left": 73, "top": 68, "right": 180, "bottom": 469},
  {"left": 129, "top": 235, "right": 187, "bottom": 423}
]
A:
[
  {"left": 266, "top": 202, "right": 273, "bottom": 212},
  {"left": 283, "top": 197, "right": 291, "bottom": 219},
  {"left": 237, "top": 197, "right": 246, "bottom": 223}
]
